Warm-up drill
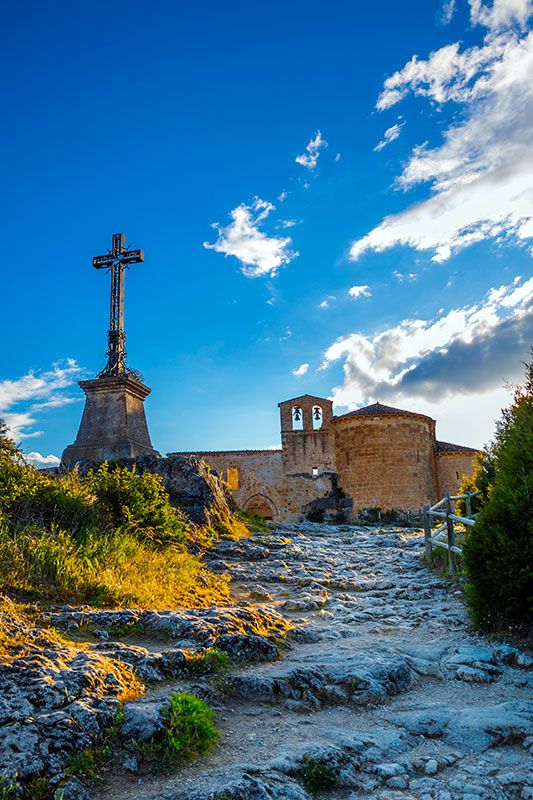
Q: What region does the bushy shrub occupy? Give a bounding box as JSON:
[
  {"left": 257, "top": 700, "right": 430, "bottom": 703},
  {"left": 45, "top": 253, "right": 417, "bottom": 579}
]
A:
[
  {"left": 298, "top": 755, "right": 337, "bottom": 795},
  {"left": 462, "top": 358, "right": 533, "bottom": 629},
  {"left": 136, "top": 692, "right": 220, "bottom": 771},
  {"left": 0, "top": 420, "right": 242, "bottom": 610},
  {"left": 87, "top": 463, "right": 188, "bottom": 547}
]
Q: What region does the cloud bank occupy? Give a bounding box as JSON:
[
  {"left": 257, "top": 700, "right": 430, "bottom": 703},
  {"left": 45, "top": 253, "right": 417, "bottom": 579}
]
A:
[
  {"left": 351, "top": 1, "right": 533, "bottom": 263},
  {"left": 0, "top": 359, "right": 82, "bottom": 444},
  {"left": 322, "top": 276, "right": 533, "bottom": 411}
]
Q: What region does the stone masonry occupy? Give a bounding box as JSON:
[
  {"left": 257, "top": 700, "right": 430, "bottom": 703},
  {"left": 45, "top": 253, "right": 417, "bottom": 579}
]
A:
[
  {"left": 61, "top": 375, "right": 158, "bottom": 467},
  {"left": 171, "top": 395, "right": 479, "bottom": 523}
]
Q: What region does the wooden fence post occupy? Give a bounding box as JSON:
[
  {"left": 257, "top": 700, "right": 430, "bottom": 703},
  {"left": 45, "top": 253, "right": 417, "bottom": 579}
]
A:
[
  {"left": 465, "top": 492, "right": 472, "bottom": 519},
  {"left": 445, "top": 492, "right": 456, "bottom": 575},
  {"left": 423, "top": 505, "right": 432, "bottom": 561}
]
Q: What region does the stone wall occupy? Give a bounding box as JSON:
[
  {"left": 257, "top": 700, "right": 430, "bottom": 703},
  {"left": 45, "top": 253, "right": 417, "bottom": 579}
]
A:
[
  {"left": 169, "top": 448, "right": 342, "bottom": 522},
  {"left": 435, "top": 451, "right": 477, "bottom": 497},
  {"left": 172, "top": 450, "right": 284, "bottom": 520},
  {"left": 166, "top": 396, "right": 479, "bottom": 522},
  {"left": 333, "top": 413, "right": 438, "bottom": 511}
]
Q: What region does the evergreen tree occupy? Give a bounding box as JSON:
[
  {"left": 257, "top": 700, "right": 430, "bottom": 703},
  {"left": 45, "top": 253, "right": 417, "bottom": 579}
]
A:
[{"left": 462, "top": 357, "right": 533, "bottom": 629}]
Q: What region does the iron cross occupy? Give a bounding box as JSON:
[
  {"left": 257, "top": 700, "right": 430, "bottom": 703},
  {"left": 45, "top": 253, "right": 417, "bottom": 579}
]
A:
[{"left": 93, "top": 233, "right": 144, "bottom": 377}]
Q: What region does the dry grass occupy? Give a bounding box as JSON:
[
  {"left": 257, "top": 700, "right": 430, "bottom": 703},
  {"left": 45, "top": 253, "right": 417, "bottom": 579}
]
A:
[{"left": 0, "top": 528, "right": 231, "bottom": 609}]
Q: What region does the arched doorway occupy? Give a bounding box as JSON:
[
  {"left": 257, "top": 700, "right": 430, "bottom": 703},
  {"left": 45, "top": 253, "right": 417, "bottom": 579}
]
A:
[{"left": 244, "top": 494, "right": 277, "bottom": 520}]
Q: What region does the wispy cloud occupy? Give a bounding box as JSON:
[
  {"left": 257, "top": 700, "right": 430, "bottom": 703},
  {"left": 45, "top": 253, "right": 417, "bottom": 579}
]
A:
[
  {"left": 373, "top": 122, "right": 404, "bottom": 152},
  {"left": 292, "top": 362, "right": 310, "bottom": 377},
  {"left": 204, "top": 197, "right": 298, "bottom": 278},
  {"left": 351, "top": 2, "right": 533, "bottom": 264},
  {"left": 348, "top": 285, "right": 372, "bottom": 299},
  {"left": 321, "top": 277, "right": 533, "bottom": 412},
  {"left": 295, "top": 131, "right": 328, "bottom": 170},
  {"left": 392, "top": 271, "right": 417, "bottom": 283},
  {"left": 439, "top": 0, "right": 457, "bottom": 25},
  {"left": 318, "top": 295, "right": 337, "bottom": 309},
  {"left": 0, "top": 360, "right": 83, "bottom": 442}
]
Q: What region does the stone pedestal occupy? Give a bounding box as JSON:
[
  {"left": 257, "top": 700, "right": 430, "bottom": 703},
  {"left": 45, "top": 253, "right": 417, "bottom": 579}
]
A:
[{"left": 61, "top": 376, "right": 158, "bottom": 467}]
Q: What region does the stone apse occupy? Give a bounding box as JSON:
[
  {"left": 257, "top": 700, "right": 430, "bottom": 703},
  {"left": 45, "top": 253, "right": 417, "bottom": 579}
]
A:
[{"left": 171, "top": 394, "right": 479, "bottom": 523}]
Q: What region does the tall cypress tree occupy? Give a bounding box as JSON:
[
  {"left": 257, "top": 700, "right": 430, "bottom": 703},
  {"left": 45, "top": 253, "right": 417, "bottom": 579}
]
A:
[{"left": 463, "top": 357, "right": 533, "bottom": 629}]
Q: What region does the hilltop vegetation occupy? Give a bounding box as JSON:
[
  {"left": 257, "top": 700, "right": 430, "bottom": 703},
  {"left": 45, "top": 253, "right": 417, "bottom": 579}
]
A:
[
  {"left": 460, "top": 356, "right": 533, "bottom": 631},
  {"left": 0, "top": 424, "right": 242, "bottom": 609}
]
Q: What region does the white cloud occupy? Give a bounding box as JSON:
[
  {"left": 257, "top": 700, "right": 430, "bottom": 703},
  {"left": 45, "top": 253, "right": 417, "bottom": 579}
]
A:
[
  {"left": 321, "top": 277, "right": 533, "bottom": 441},
  {"left": 469, "top": 0, "right": 533, "bottom": 30},
  {"left": 204, "top": 197, "right": 298, "bottom": 278},
  {"left": 374, "top": 122, "right": 404, "bottom": 152},
  {"left": 25, "top": 451, "right": 61, "bottom": 467},
  {"left": 318, "top": 295, "right": 337, "bottom": 309},
  {"left": 348, "top": 285, "right": 372, "bottom": 299},
  {"left": 295, "top": 131, "right": 328, "bottom": 170},
  {"left": 392, "top": 271, "right": 417, "bottom": 282},
  {"left": 292, "top": 362, "right": 310, "bottom": 377},
  {"left": 0, "top": 360, "right": 83, "bottom": 442},
  {"left": 352, "top": 7, "right": 533, "bottom": 263}
]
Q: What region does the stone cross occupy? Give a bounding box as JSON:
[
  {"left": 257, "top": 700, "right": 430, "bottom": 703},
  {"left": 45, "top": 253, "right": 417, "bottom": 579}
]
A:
[{"left": 93, "top": 233, "right": 144, "bottom": 377}]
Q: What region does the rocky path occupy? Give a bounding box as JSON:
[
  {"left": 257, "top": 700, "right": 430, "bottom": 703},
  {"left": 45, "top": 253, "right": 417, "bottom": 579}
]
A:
[{"left": 97, "top": 524, "right": 532, "bottom": 800}]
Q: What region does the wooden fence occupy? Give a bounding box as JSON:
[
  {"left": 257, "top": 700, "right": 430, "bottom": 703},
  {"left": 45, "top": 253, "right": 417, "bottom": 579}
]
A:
[{"left": 422, "top": 491, "right": 481, "bottom": 574}]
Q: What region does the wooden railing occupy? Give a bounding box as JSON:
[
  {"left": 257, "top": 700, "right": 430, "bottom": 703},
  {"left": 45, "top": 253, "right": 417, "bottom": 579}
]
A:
[{"left": 422, "top": 491, "right": 481, "bottom": 574}]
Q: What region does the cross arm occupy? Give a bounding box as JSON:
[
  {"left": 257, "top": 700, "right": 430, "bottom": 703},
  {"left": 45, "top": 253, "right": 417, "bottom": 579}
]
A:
[
  {"left": 93, "top": 254, "right": 115, "bottom": 269},
  {"left": 120, "top": 249, "right": 144, "bottom": 264}
]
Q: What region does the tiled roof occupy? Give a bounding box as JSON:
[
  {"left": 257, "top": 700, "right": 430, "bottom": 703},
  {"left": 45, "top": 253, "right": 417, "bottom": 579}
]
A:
[
  {"left": 435, "top": 440, "right": 480, "bottom": 454},
  {"left": 334, "top": 401, "right": 433, "bottom": 421}
]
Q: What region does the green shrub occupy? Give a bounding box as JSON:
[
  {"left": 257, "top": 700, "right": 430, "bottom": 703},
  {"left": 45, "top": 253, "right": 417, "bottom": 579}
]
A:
[
  {"left": 87, "top": 463, "right": 188, "bottom": 547},
  {"left": 462, "top": 358, "right": 533, "bottom": 630},
  {"left": 298, "top": 755, "right": 337, "bottom": 795},
  {"left": 137, "top": 692, "right": 219, "bottom": 770},
  {"left": 0, "top": 421, "right": 233, "bottom": 611},
  {"left": 0, "top": 774, "right": 19, "bottom": 799},
  {"left": 237, "top": 509, "right": 270, "bottom": 532},
  {"left": 187, "top": 647, "right": 230, "bottom": 675}
]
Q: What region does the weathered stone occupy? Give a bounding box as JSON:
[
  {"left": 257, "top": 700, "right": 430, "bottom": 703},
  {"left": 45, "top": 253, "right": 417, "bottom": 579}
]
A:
[
  {"left": 171, "top": 396, "right": 479, "bottom": 522},
  {"left": 61, "top": 375, "right": 158, "bottom": 467},
  {"left": 59, "top": 776, "right": 92, "bottom": 800}
]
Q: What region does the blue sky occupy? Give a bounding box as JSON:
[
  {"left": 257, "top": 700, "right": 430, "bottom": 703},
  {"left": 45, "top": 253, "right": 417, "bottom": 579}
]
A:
[{"left": 1, "top": 0, "right": 532, "bottom": 464}]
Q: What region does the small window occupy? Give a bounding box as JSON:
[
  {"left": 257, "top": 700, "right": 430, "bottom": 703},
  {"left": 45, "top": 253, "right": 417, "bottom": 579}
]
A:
[
  {"left": 345, "top": 451, "right": 350, "bottom": 466},
  {"left": 227, "top": 467, "right": 239, "bottom": 490},
  {"left": 417, "top": 449, "right": 420, "bottom": 463},
  {"left": 312, "top": 406, "right": 323, "bottom": 430},
  {"left": 292, "top": 406, "right": 303, "bottom": 430},
  {"left": 456, "top": 471, "right": 460, "bottom": 480},
  {"left": 312, "top": 467, "right": 319, "bottom": 476}
]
